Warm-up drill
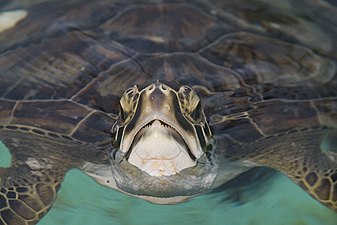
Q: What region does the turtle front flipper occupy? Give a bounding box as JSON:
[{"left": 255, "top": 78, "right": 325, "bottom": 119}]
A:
[
  {"left": 221, "top": 126, "right": 337, "bottom": 211},
  {"left": 215, "top": 98, "right": 337, "bottom": 212},
  {"left": 0, "top": 162, "right": 64, "bottom": 225},
  {"left": 0, "top": 128, "right": 91, "bottom": 224}
]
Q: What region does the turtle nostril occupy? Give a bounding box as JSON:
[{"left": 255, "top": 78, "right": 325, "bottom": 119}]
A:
[
  {"left": 148, "top": 84, "right": 154, "bottom": 91},
  {"left": 160, "top": 84, "right": 167, "bottom": 91}
]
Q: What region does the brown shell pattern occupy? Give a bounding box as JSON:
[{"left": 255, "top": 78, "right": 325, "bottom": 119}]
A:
[{"left": 0, "top": 0, "right": 335, "bottom": 141}]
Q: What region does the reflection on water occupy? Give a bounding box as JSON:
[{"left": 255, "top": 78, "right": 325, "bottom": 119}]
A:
[{"left": 0, "top": 141, "right": 10, "bottom": 167}]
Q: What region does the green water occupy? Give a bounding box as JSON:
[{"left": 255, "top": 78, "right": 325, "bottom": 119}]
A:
[{"left": 1, "top": 143, "right": 337, "bottom": 225}]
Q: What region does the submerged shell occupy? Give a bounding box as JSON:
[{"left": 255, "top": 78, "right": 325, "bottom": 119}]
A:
[{"left": 0, "top": 0, "right": 336, "bottom": 144}]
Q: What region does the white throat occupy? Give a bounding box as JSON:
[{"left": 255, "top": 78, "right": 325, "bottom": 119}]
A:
[{"left": 128, "top": 120, "right": 196, "bottom": 176}]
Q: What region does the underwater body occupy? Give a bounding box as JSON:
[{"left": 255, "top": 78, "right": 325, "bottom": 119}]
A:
[{"left": 1, "top": 144, "right": 337, "bottom": 224}]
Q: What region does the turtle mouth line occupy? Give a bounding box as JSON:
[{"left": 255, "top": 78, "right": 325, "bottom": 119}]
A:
[
  {"left": 125, "top": 119, "right": 196, "bottom": 161},
  {"left": 139, "top": 119, "right": 175, "bottom": 132},
  {"left": 122, "top": 119, "right": 199, "bottom": 176}
]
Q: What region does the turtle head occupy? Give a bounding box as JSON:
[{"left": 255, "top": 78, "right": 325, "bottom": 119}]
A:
[{"left": 110, "top": 81, "right": 217, "bottom": 202}]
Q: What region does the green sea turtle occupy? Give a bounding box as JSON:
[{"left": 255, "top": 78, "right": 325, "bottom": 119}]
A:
[{"left": 0, "top": 0, "right": 337, "bottom": 224}]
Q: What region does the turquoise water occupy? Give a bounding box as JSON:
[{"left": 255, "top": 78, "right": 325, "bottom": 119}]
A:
[{"left": 1, "top": 142, "right": 337, "bottom": 225}]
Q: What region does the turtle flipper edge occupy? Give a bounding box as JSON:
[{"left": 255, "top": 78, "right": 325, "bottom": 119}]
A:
[
  {"left": 0, "top": 162, "right": 65, "bottom": 225},
  {"left": 0, "top": 128, "right": 89, "bottom": 225}
]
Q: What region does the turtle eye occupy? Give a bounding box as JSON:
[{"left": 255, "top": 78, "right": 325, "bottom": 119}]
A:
[
  {"left": 178, "top": 85, "right": 200, "bottom": 113},
  {"left": 119, "top": 85, "right": 139, "bottom": 122},
  {"left": 119, "top": 105, "right": 129, "bottom": 121},
  {"left": 190, "top": 101, "right": 202, "bottom": 121},
  {"left": 178, "top": 85, "right": 203, "bottom": 122}
]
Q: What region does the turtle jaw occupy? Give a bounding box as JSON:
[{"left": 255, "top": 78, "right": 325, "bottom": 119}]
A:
[
  {"left": 124, "top": 119, "right": 197, "bottom": 177},
  {"left": 109, "top": 155, "right": 218, "bottom": 199}
]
